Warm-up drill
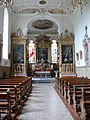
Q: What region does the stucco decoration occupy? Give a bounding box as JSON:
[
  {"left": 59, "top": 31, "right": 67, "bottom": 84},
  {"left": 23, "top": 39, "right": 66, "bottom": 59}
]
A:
[
  {"left": 83, "top": 26, "right": 90, "bottom": 65},
  {"left": 32, "top": 19, "right": 54, "bottom": 29},
  {"left": 35, "top": 33, "right": 51, "bottom": 48},
  {"left": 17, "top": 28, "right": 23, "bottom": 36}
]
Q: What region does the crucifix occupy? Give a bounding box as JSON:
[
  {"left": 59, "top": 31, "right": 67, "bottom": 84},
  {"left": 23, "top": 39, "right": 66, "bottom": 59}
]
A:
[{"left": 85, "top": 25, "right": 88, "bottom": 35}]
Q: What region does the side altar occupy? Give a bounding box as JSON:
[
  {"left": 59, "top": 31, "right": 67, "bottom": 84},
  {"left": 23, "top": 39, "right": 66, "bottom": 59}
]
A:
[
  {"left": 58, "top": 30, "right": 76, "bottom": 77},
  {"left": 11, "top": 35, "right": 28, "bottom": 76}
]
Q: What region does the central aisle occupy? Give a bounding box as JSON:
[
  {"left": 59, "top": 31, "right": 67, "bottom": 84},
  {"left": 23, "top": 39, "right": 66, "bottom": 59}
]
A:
[{"left": 19, "top": 83, "right": 74, "bottom": 120}]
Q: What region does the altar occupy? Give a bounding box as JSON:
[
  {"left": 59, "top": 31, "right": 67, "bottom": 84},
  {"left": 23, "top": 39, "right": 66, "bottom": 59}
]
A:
[{"left": 35, "top": 71, "right": 51, "bottom": 79}]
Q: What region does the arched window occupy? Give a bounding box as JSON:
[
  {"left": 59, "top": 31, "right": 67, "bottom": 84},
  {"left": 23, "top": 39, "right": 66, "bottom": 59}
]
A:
[
  {"left": 29, "top": 40, "right": 35, "bottom": 63},
  {"left": 51, "top": 40, "right": 57, "bottom": 63},
  {"left": 2, "top": 8, "right": 9, "bottom": 59}
]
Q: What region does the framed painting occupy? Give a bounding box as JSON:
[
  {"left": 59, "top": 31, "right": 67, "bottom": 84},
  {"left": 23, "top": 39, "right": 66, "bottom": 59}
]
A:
[
  {"left": 13, "top": 44, "right": 24, "bottom": 64},
  {"left": 38, "top": 48, "right": 48, "bottom": 62},
  {"left": 62, "top": 45, "right": 73, "bottom": 64}
]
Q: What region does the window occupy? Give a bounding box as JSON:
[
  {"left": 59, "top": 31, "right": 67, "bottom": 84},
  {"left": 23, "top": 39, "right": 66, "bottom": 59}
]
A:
[
  {"left": 29, "top": 40, "right": 35, "bottom": 63},
  {"left": 51, "top": 40, "right": 57, "bottom": 63},
  {"left": 2, "top": 8, "right": 9, "bottom": 59}
]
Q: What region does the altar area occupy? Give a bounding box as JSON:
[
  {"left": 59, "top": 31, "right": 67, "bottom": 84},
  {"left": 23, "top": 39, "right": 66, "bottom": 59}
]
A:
[
  {"left": 31, "top": 59, "right": 58, "bottom": 78},
  {"left": 32, "top": 62, "right": 58, "bottom": 83},
  {"left": 35, "top": 71, "right": 51, "bottom": 79},
  {"left": 32, "top": 65, "right": 53, "bottom": 78}
]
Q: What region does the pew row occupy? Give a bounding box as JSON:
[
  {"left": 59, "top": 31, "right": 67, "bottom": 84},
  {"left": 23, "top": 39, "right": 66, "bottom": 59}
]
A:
[
  {"left": 0, "top": 89, "right": 11, "bottom": 120},
  {"left": 0, "top": 76, "right": 32, "bottom": 120},
  {"left": 55, "top": 76, "right": 90, "bottom": 120}
]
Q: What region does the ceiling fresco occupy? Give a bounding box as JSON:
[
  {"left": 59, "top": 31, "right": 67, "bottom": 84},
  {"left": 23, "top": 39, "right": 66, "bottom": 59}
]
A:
[
  {"left": 11, "top": 0, "right": 72, "bottom": 14},
  {"left": 32, "top": 19, "right": 54, "bottom": 29}
]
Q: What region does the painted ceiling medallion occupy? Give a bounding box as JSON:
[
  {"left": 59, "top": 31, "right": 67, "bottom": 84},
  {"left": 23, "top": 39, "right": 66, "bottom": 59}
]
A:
[
  {"left": 32, "top": 19, "right": 54, "bottom": 29},
  {"left": 39, "top": 0, "right": 46, "bottom": 5}
]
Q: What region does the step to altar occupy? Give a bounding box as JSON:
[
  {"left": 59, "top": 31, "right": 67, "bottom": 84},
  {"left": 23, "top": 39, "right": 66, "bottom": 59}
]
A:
[
  {"left": 60, "top": 73, "right": 77, "bottom": 77},
  {"left": 32, "top": 77, "right": 56, "bottom": 83}
]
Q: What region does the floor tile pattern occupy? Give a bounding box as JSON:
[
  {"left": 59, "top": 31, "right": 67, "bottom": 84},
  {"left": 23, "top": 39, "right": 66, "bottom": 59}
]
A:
[{"left": 19, "top": 83, "right": 74, "bottom": 120}]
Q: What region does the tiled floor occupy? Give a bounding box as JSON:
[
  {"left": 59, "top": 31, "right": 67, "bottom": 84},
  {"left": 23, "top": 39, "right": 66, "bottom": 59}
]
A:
[{"left": 19, "top": 83, "right": 74, "bottom": 120}]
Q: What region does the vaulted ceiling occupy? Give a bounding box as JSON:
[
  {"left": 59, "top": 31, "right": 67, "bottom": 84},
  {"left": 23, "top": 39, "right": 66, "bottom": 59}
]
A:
[
  {"left": 10, "top": 0, "right": 88, "bottom": 41},
  {"left": 11, "top": 0, "right": 72, "bottom": 14}
]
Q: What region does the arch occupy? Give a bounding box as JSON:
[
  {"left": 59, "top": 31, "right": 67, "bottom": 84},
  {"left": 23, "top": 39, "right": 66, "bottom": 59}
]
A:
[{"left": 26, "top": 13, "right": 61, "bottom": 35}]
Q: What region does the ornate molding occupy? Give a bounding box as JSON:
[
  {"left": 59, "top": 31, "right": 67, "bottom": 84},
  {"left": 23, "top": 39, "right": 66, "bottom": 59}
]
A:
[{"left": 58, "top": 30, "right": 74, "bottom": 45}]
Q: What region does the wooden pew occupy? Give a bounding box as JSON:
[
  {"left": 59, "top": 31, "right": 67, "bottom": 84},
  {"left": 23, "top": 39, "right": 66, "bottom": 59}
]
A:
[
  {"left": 80, "top": 87, "right": 90, "bottom": 120},
  {"left": 58, "top": 76, "right": 77, "bottom": 97},
  {"left": 0, "top": 89, "right": 12, "bottom": 120},
  {"left": 55, "top": 76, "right": 90, "bottom": 120},
  {"left": 0, "top": 76, "right": 32, "bottom": 101},
  {"left": 73, "top": 84, "right": 90, "bottom": 112},
  {"left": 60, "top": 77, "right": 88, "bottom": 103},
  {"left": 67, "top": 79, "right": 90, "bottom": 105},
  {"left": 0, "top": 82, "right": 24, "bottom": 103},
  {"left": 56, "top": 76, "right": 90, "bottom": 104},
  {"left": 0, "top": 85, "right": 21, "bottom": 112},
  {"left": 0, "top": 76, "right": 32, "bottom": 120}
]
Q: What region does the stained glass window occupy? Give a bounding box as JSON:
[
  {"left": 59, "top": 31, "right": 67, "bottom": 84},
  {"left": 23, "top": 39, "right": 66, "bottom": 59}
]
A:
[
  {"left": 29, "top": 40, "right": 35, "bottom": 63},
  {"left": 51, "top": 40, "right": 57, "bottom": 63}
]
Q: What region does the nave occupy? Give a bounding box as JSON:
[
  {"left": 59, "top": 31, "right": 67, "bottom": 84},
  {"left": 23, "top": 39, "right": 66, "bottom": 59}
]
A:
[{"left": 18, "top": 83, "right": 74, "bottom": 120}]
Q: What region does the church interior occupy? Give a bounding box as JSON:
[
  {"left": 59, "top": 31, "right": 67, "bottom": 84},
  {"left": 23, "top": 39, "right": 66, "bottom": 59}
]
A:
[{"left": 0, "top": 0, "right": 90, "bottom": 120}]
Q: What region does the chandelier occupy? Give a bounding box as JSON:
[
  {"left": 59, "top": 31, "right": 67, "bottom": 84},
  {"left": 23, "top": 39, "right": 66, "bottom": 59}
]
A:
[
  {"left": 0, "top": 0, "right": 12, "bottom": 7},
  {"left": 71, "top": 0, "right": 88, "bottom": 14}
]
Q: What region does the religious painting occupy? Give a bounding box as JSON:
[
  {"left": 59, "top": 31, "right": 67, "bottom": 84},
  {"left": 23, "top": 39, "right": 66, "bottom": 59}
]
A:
[
  {"left": 13, "top": 44, "right": 24, "bottom": 63},
  {"left": 38, "top": 48, "right": 48, "bottom": 62},
  {"left": 62, "top": 45, "right": 73, "bottom": 64}
]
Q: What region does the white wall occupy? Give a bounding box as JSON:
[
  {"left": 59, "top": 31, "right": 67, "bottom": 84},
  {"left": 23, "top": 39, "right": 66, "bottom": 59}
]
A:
[
  {"left": 8, "top": 8, "right": 12, "bottom": 54},
  {"left": 11, "top": 14, "right": 30, "bottom": 36},
  {"left": 72, "top": 0, "right": 90, "bottom": 78},
  {"left": 11, "top": 13, "right": 73, "bottom": 36},
  {"left": 0, "top": 8, "right": 3, "bottom": 35},
  {"left": 73, "top": 0, "right": 90, "bottom": 67},
  {"left": 52, "top": 15, "right": 73, "bottom": 34}
]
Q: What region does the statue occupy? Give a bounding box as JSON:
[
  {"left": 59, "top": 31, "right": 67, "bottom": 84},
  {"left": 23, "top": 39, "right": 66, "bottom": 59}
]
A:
[
  {"left": 17, "top": 28, "right": 23, "bottom": 36},
  {"left": 85, "top": 25, "right": 88, "bottom": 35},
  {"left": 84, "top": 25, "right": 88, "bottom": 38}
]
